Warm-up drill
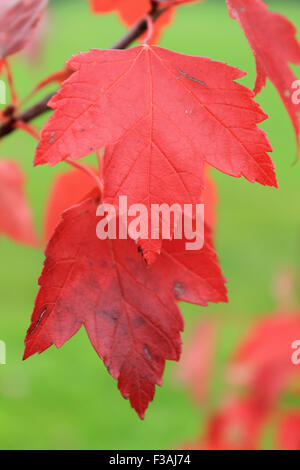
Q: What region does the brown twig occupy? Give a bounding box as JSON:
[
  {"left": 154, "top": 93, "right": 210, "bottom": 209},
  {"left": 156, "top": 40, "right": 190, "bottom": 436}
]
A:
[
  {"left": 0, "top": 4, "right": 167, "bottom": 140},
  {"left": 112, "top": 7, "right": 166, "bottom": 49},
  {"left": 0, "top": 93, "right": 54, "bottom": 138}
]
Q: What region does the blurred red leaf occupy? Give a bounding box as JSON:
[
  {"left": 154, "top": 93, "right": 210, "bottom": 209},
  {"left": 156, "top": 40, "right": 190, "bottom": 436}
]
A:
[
  {"left": 24, "top": 191, "right": 227, "bottom": 418},
  {"left": 176, "top": 318, "right": 218, "bottom": 403},
  {"left": 277, "top": 412, "right": 300, "bottom": 450},
  {"left": 0, "top": 0, "right": 48, "bottom": 59},
  {"left": 0, "top": 160, "right": 37, "bottom": 246},
  {"left": 184, "top": 397, "right": 266, "bottom": 450},
  {"left": 203, "top": 398, "right": 266, "bottom": 450},
  {"left": 227, "top": 0, "right": 300, "bottom": 148},
  {"left": 21, "top": 7, "right": 49, "bottom": 65},
  {"left": 229, "top": 313, "right": 300, "bottom": 408}
]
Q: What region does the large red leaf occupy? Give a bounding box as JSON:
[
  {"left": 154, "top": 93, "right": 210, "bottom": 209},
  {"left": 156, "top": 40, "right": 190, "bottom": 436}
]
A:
[
  {"left": 226, "top": 0, "right": 300, "bottom": 148},
  {"left": 0, "top": 0, "right": 48, "bottom": 59},
  {"left": 24, "top": 191, "right": 227, "bottom": 418},
  {"left": 0, "top": 160, "right": 37, "bottom": 246},
  {"left": 90, "top": 0, "right": 175, "bottom": 43},
  {"left": 36, "top": 46, "right": 275, "bottom": 188},
  {"left": 35, "top": 45, "right": 276, "bottom": 262}
]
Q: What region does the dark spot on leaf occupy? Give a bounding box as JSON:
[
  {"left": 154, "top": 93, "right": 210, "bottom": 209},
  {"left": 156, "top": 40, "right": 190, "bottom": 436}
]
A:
[
  {"left": 133, "top": 317, "right": 146, "bottom": 327},
  {"left": 100, "top": 309, "right": 120, "bottom": 321},
  {"left": 176, "top": 68, "right": 208, "bottom": 87},
  {"left": 174, "top": 281, "right": 184, "bottom": 297}
]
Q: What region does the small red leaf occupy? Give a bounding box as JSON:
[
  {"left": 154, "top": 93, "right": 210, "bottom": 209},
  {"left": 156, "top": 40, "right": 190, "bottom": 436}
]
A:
[
  {"left": 0, "top": 160, "right": 37, "bottom": 246},
  {"left": 90, "top": 0, "right": 175, "bottom": 43},
  {"left": 33, "top": 66, "right": 73, "bottom": 96},
  {"left": 227, "top": 0, "right": 300, "bottom": 148},
  {"left": 24, "top": 192, "right": 227, "bottom": 418}
]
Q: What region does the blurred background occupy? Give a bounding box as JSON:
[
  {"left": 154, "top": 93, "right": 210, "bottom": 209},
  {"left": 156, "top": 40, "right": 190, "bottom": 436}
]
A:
[{"left": 0, "top": 0, "right": 299, "bottom": 450}]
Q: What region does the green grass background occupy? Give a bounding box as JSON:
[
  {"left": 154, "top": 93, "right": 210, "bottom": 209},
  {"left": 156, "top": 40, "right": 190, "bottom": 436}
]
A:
[{"left": 0, "top": 0, "right": 299, "bottom": 449}]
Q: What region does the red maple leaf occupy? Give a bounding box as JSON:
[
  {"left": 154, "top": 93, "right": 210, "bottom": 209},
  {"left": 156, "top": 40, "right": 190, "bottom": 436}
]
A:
[
  {"left": 24, "top": 190, "right": 227, "bottom": 418},
  {"left": 35, "top": 45, "right": 276, "bottom": 260},
  {"left": 36, "top": 46, "right": 275, "bottom": 187},
  {"left": 90, "top": 0, "right": 176, "bottom": 43},
  {"left": 0, "top": 0, "right": 48, "bottom": 59},
  {"left": 226, "top": 0, "right": 300, "bottom": 148},
  {"left": 0, "top": 160, "right": 37, "bottom": 246},
  {"left": 229, "top": 313, "right": 300, "bottom": 408}
]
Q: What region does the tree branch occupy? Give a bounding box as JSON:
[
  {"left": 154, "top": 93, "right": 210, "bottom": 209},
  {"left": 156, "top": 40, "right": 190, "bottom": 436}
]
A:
[
  {"left": 112, "top": 7, "right": 166, "bottom": 49},
  {"left": 0, "top": 5, "right": 167, "bottom": 140}
]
